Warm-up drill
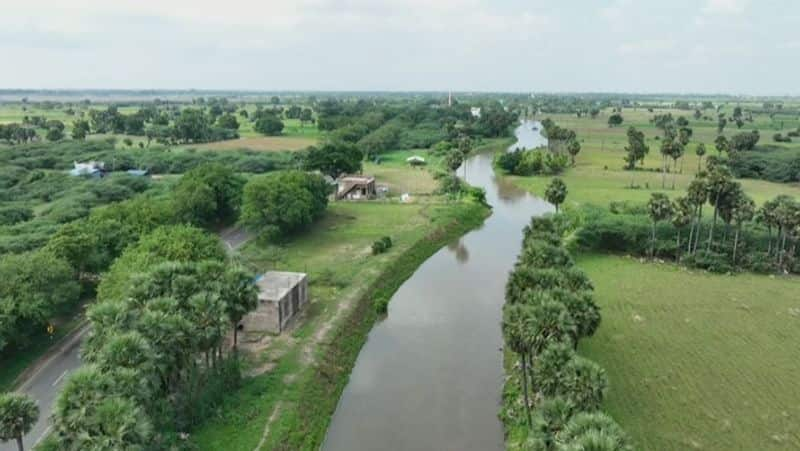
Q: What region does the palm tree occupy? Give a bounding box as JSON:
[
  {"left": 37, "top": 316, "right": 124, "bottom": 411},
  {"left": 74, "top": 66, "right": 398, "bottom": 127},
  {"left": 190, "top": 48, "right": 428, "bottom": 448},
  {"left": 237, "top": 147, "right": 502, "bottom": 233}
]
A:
[
  {"left": 705, "top": 167, "right": 735, "bottom": 251},
  {"left": 647, "top": 193, "right": 673, "bottom": 258},
  {"left": 502, "top": 304, "right": 534, "bottom": 427},
  {"left": 672, "top": 197, "right": 693, "bottom": 260},
  {"left": 557, "top": 411, "right": 630, "bottom": 451},
  {"left": 731, "top": 195, "right": 755, "bottom": 266},
  {"left": 0, "top": 393, "right": 39, "bottom": 451},
  {"left": 686, "top": 176, "right": 708, "bottom": 254},
  {"left": 695, "top": 143, "right": 706, "bottom": 172},
  {"left": 222, "top": 267, "right": 259, "bottom": 351},
  {"left": 545, "top": 178, "right": 568, "bottom": 213}
]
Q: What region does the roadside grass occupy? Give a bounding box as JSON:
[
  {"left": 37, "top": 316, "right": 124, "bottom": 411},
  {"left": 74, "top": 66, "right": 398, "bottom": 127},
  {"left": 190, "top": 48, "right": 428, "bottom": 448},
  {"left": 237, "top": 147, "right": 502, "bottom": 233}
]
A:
[
  {"left": 577, "top": 254, "right": 800, "bottom": 450},
  {"left": 191, "top": 199, "right": 489, "bottom": 450}
]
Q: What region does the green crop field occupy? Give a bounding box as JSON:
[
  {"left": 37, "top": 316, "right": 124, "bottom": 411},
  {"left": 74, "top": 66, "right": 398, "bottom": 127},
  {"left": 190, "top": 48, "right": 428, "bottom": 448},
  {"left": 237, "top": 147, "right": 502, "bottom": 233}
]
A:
[
  {"left": 578, "top": 254, "right": 800, "bottom": 450},
  {"left": 508, "top": 110, "right": 800, "bottom": 208}
]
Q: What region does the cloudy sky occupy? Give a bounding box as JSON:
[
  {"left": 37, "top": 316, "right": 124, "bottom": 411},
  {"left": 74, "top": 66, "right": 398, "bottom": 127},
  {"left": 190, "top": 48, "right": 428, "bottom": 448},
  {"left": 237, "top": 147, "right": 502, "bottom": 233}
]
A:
[{"left": 2, "top": 0, "right": 798, "bottom": 94}]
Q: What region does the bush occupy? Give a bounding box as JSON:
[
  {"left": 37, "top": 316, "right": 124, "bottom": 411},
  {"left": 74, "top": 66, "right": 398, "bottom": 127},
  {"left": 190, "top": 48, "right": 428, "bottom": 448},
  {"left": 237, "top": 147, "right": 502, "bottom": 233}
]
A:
[
  {"left": 681, "top": 249, "right": 734, "bottom": 273},
  {"left": 0, "top": 205, "right": 33, "bottom": 225},
  {"left": 372, "top": 236, "right": 393, "bottom": 255}
]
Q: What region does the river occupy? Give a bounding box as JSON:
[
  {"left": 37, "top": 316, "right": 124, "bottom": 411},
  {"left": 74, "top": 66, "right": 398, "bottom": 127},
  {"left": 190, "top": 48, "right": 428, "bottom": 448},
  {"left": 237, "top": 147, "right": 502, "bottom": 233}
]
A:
[{"left": 322, "top": 121, "right": 551, "bottom": 451}]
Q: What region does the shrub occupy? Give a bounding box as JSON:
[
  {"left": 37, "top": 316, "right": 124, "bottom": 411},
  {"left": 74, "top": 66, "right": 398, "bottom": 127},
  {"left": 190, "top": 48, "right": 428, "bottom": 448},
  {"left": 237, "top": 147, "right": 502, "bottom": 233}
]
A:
[
  {"left": 372, "top": 236, "right": 393, "bottom": 255},
  {"left": 681, "top": 249, "right": 734, "bottom": 273}
]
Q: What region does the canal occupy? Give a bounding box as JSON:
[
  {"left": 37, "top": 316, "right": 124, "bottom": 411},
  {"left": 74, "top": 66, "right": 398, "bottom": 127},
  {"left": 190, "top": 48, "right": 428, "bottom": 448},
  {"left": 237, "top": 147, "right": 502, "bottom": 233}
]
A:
[{"left": 323, "top": 121, "right": 550, "bottom": 451}]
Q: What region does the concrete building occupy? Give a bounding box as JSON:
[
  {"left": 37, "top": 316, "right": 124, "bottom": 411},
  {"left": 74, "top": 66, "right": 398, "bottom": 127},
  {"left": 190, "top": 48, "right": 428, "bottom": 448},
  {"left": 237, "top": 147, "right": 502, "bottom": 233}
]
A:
[
  {"left": 69, "top": 161, "right": 105, "bottom": 178},
  {"left": 241, "top": 271, "right": 309, "bottom": 335}
]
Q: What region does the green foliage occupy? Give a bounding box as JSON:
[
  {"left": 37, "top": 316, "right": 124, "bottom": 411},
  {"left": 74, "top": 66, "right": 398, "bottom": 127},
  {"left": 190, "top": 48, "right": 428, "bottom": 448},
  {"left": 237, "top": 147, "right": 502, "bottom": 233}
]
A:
[
  {"left": 97, "top": 225, "right": 225, "bottom": 301},
  {"left": 0, "top": 392, "right": 39, "bottom": 449},
  {"left": 545, "top": 178, "right": 568, "bottom": 212},
  {"left": 371, "top": 236, "right": 393, "bottom": 255},
  {"left": 302, "top": 140, "right": 363, "bottom": 179},
  {"left": 502, "top": 214, "right": 623, "bottom": 449},
  {"left": 241, "top": 170, "right": 330, "bottom": 237},
  {"left": 174, "top": 163, "right": 246, "bottom": 226},
  {"left": 254, "top": 114, "right": 284, "bottom": 136},
  {"left": 0, "top": 250, "right": 80, "bottom": 352}
]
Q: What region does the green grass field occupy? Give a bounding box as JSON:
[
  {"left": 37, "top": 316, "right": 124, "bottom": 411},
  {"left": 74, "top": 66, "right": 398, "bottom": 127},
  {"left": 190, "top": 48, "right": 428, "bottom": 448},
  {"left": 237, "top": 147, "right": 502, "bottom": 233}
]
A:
[
  {"left": 578, "top": 254, "right": 800, "bottom": 450},
  {"left": 509, "top": 110, "right": 800, "bottom": 208}
]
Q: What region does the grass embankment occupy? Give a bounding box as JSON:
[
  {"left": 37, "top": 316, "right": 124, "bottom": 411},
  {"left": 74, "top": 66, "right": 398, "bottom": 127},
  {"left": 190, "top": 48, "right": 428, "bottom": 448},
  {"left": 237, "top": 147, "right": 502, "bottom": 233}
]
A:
[
  {"left": 191, "top": 199, "right": 488, "bottom": 450},
  {"left": 508, "top": 110, "right": 800, "bottom": 207},
  {"left": 578, "top": 254, "right": 800, "bottom": 450}
]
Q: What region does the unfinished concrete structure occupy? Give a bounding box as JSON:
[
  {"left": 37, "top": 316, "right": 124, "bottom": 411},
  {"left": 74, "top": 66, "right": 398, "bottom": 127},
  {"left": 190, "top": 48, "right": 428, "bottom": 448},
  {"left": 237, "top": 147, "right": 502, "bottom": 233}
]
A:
[{"left": 241, "top": 271, "right": 309, "bottom": 334}]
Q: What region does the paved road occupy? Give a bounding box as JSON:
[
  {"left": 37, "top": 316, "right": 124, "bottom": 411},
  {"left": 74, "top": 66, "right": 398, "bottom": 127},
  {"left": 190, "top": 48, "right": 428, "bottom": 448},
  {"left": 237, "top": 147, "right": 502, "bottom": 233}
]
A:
[
  {"left": 0, "top": 228, "right": 251, "bottom": 450},
  {"left": 0, "top": 327, "right": 86, "bottom": 451}
]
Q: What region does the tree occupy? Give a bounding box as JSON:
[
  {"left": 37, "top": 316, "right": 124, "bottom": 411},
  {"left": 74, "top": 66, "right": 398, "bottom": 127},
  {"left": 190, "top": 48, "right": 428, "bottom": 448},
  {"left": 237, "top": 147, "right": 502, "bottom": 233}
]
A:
[
  {"left": 557, "top": 411, "right": 630, "bottom": 451},
  {"left": 502, "top": 304, "right": 535, "bottom": 427},
  {"left": 731, "top": 194, "right": 755, "bottom": 265},
  {"left": 72, "top": 119, "right": 89, "bottom": 140},
  {"left": 444, "top": 147, "right": 465, "bottom": 174},
  {"left": 717, "top": 116, "right": 728, "bottom": 134},
  {"left": 695, "top": 143, "right": 706, "bottom": 171},
  {"left": 222, "top": 267, "right": 259, "bottom": 350},
  {"left": 45, "top": 121, "right": 65, "bottom": 142},
  {"left": 672, "top": 196, "right": 693, "bottom": 259},
  {"left": 729, "top": 130, "right": 760, "bottom": 152},
  {"left": 254, "top": 114, "right": 284, "bottom": 136},
  {"left": 0, "top": 393, "right": 39, "bottom": 451},
  {"left": 567, "top": 139, "right": 581, "bottom": 166},
  {"left": 0, "top": 251, "right": 80, "bottom": 352},
  {"left": 714, "top": 135, "right": 729, "bottom": 155},
  {"left": 217, "top": 113, "right": 240, "bottom": 130},
  {"left": 97, "top": 225, "right": 226, "bottom": 302},
  {"left": 623, "top": 127, "right": 648, "bottom": 171},
  {"left": 647, "top": 193, "right": 673, "bottom": 258},
  {"left": 303, "top": 140, "right": 363, "bottom": 179},
  {"left": 686, "top": 175, "right": 708, "bottom": 254},
  {"left": 299, "top": 108, "right": 314, "bottom": 127},
  {"left": 174, "top": 108, "right": 211, "bottom": 143},
  {"left": 607, "top": 113, "right": 623, "bottom": 127},
  {"left": 705, "top": 166, "right": 737, "bottom": 251},
  {"left": 545, "top": 178, "right": 568, "bottom": 212},
  {"left": 241, "top": 171, "right": 329, "bottom": 237},
  {"left": 173, "top": 163, "right": 246, "bottom": 226}
]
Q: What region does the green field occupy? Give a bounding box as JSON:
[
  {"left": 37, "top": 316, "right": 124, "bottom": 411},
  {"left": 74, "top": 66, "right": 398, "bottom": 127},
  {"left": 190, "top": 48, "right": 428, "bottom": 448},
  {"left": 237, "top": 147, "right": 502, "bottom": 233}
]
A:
[
  {"left": 578, "top": 254, "right": 800, "bottom": 450},
  {"left": 509, "top": 110, "right": 800, "bottom": 208}
]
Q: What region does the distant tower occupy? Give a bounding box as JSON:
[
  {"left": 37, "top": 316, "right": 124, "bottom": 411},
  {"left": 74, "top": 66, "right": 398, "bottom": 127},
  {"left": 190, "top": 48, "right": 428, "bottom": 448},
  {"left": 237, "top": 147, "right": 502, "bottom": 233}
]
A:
[{"left": 448, "top": 91, "right": 452, "bottom": 107}]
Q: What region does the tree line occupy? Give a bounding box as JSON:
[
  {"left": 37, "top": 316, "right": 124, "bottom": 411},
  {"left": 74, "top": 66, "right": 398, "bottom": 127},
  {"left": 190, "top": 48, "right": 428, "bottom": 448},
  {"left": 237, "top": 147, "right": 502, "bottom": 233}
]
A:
[{"left": 501, "top": 213, "right": 631, "bottom": 450}]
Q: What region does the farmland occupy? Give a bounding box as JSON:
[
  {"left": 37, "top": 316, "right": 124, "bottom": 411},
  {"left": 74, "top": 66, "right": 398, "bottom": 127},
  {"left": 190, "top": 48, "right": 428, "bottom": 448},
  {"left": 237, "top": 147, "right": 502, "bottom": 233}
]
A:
[{"left": 578, "top": 254, "right": 800, "bottom": 450}]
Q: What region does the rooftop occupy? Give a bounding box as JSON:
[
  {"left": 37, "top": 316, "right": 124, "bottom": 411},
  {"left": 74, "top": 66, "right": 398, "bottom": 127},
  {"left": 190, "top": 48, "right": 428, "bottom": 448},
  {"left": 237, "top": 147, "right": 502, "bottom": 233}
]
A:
[
  {"left": 255, "top": 271, "right": 307, "bottom": 301},
  {"left": 338, "top": 174, "right": 375, "bottom": 184}
]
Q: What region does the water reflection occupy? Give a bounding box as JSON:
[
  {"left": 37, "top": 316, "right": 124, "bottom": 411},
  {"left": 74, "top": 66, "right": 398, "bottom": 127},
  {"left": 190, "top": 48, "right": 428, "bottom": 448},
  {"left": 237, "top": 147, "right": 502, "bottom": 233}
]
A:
[{"left": 447, "top": 238, "right": 470, "bottom": 264}]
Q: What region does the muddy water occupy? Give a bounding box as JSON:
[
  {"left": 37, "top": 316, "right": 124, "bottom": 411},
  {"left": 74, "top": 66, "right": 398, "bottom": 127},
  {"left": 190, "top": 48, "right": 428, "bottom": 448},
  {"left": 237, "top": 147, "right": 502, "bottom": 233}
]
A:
[{"left": 322, "top": 122, "right": 551, "bottom": 451}]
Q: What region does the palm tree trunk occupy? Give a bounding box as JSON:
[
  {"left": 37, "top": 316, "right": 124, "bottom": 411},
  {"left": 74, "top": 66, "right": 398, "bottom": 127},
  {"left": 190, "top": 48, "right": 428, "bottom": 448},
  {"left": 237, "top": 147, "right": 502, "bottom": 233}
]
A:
[
  {"left": 767, "top": 227, "right": 773, "bottom": 256},
  {"left": 694, "top": 205, "right": 704, "bottom": 253},
  {"left": 233, "top": 325, "right": 238, "bottom": 351},
  {"left": 651, "top": 221, "right": 657, "bottom": 258},
  {"left": 16, "top": 436, "right": 24, "bottom": 451},
  {"left": 520, "top": 354, "right": 532, "bottom": 428},
  {"left": 687, "top": 208, "right": 696, "bottom": 253},
  {"left": 662, "top": 156, "right": 667, "bottom": 188},
  {"left": 672, "top": 160, "right": 678, "bottom": 189},
  {"left": 779, "top": 230, "right": 787, "bottom": 268},
  {"left": 733, "top": 226, "right": 740, "bottom": 265},
  {"left": 707, "top": 194, "right": 720, "bottom": 251},
  {"left": 676, "top": 229, "right": 681, "bottom": 261}
]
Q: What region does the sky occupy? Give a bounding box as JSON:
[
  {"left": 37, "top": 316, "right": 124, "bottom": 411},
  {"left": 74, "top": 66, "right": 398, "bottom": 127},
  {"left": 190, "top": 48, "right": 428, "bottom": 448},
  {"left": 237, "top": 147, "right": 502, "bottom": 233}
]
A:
[{"left": 2, "top": 0, "right": 799, "bottom": 94}]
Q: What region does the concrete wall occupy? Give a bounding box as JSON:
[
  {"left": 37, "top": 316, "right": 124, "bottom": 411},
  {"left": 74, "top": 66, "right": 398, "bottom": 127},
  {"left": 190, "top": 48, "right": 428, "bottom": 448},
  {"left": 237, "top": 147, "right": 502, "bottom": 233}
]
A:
[{"left": 242, "top": 275, "right": 309, "bottom": 335}]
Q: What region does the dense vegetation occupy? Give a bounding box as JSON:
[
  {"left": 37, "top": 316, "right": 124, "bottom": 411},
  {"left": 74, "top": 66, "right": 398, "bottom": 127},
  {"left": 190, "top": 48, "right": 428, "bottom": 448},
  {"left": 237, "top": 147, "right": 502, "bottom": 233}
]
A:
[{"left": 502, "top": 214, "right": 630, "bottom": 450}]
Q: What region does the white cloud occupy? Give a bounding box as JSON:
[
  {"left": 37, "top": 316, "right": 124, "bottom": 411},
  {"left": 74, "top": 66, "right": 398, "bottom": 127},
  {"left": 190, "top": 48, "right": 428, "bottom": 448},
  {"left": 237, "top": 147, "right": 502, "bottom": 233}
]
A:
[
  {"left": 618, "top": 39, "right": 675, "bottom": 56},
  {"left": 702, "top": 0, "right": 749, "bottom": 15}
]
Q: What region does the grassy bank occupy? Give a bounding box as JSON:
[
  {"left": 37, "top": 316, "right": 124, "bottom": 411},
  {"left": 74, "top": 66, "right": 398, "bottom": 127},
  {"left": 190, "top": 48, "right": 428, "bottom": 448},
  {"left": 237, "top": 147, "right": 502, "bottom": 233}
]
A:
[
  {"left": 191, "top": 199, "right": 489, "bottom": 450},
  {"left": 578, "top": 254, "right": 800, "bottom": 450}
]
